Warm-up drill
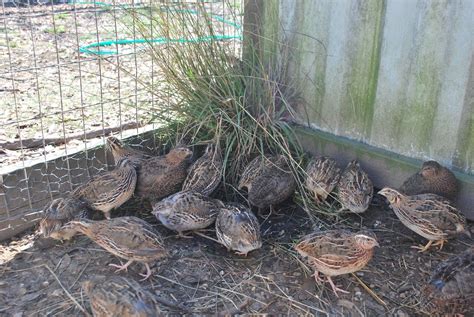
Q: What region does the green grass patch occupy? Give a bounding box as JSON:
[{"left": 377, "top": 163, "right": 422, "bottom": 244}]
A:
[{"left": 45, "top": 25, "right": 66, "bottom": 35}]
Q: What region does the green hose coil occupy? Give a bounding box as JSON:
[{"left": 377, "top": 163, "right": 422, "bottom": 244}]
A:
[{"left": 69, "top": 1, "right": 242, "bottom": 55}]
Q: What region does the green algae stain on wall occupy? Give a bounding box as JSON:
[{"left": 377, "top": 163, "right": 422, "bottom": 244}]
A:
[
  {"left": 246, "top": 0, "right": 474, "bottom": 175},
  {"left": 294, "top": 1, "right": 330, "bottom": 126},
  {"left": 397, "top": 58, "right": 440, "bottom": 153},
  {"left": 453, "top": 67, "right": 474, "bottom": 173},
  {"left": 394, "top": 3, "right": 447, "bottom": 155},
  {"left": 458, "top": 113, "right": 474, "bottom": 173},
  {"left": 339, "top": 0, "right": 385, "bottom": 140},
  {"left": 260, "top": 0, "right": 280, "bottom": 69}
]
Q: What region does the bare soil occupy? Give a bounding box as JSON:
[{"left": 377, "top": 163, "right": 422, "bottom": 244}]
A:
[
  {"left": 0, "top": 3, "right": 158, "bottom": 167},
  {"left": 0, "top": 2, "right": 241, "bottom": 168},
  {"left": 1, "top": 195, "right": 472, "bottom": 316}
]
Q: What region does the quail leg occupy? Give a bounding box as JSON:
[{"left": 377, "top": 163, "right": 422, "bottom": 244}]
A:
[
  {"left": 313, "top": 192, "right": 322, "bottom": 204},
  {"left": 109, "top": 259, "right": 133, "bottom": 272},
  {"left": 176, "top": 231, "right": 193, "bottom": 239},
  {"left": 412, "top": 240, "right": 434, "bottom": 253},
  {"left": 139, "top": 263, "right": 152, "bottom": 281},
  {"left": 326, "top": 276, "right": 349, "bottom": 297},
  {"left": 431, "top": 239, "right": 447, "bottom": 250},
  {"left": 260, "top": 208, "right": 272, "bottom": 222},
  {"left": 313, "top": 271, "right": 324, "bottom": 284},
  {"left": 104, "top": 210, "right": 112, "bottom": 220},
  {"left": 270, "top": 205, "right": 285, "bottom": 218}
]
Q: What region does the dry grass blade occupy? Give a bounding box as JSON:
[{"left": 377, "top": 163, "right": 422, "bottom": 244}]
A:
[
  {"left": 193, "top": 231, "right": 221, "bottom": 244},
  {"left": 43, "top": 264, "right": 90, "bottom": 316},
  {"left": 121, "top": 2, "right": 335, "bottom": 217},
  {"left": 351, "top": 272, "right": 388, "bottom": 308}
]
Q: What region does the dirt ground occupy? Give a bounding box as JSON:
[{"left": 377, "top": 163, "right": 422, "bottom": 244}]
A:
[{"left": 1, "top": 193, "right": 472, "bottom": 316}]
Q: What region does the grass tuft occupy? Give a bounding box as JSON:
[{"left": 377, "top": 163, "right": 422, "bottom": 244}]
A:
[{"left": 123, "top": 2, "right": 338, "bottom": 220}]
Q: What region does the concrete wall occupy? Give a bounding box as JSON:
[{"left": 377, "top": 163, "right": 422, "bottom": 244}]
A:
[
  {"left": 244, "top": 0, "right": 474, "bottom": 219},
  {"left": 249, "top": 0, "right": 474, "bottom": 174}
]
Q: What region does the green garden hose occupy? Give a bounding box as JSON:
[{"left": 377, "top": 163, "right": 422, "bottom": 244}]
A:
[{"left": 69, "top": 1, "right": 242, "bottom": 55}]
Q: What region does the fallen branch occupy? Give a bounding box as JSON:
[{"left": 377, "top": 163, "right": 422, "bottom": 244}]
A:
[{"left": 0, "top": 122, "right": 145, "bottom": 150}]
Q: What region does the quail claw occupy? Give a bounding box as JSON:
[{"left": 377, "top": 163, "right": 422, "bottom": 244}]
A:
[
  {"left": 139, "top": 263, "right": 153, "bottom": 281},
  {"left": 109, "top": 259, "right": 133, "bottom": 273}
]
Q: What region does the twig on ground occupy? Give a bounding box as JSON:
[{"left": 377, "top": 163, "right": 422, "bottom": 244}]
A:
[
  {"left": 351, "top": 273, "right": 387, "bottom": 308},
  {"left": 70, "top": 259, "right": 91, "bottom": 288},
  {"left": 193, "top": 231, "right": 220, "bottom": 244},
  {"left": 154, "top": 296, "right": 192, "bottom": 313},
  {"left": 218, "top": 298, "right": 251, "bottom": 316},
  {"left": 43, "top": 264, "right": 90, "bottom": 316}
]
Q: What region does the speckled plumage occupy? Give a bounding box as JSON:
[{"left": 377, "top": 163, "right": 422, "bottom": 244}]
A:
[
  {"left": 295, "top": 230, "right": 378, "bottom": 297},
  {"left": 39, "top": 197, "right": 90, "bottom": 241},
  {"left": 400, "top": 160, "right": 459, "bottom": 200},
  {"left": 182, "top": 143, "right": 222, "bottom": 196},
  {"left": 378, "top": 187, "right": 469, "bottom": 252},
  {"left": 152, "top": 190, "right": 224, "bottom": 235},
  {"left": 106, "top": 136, "right": 151, "bottom": 167},
  {"left": 336, "top": 160, "right": 373, "bottom": 213},
  {"left": 82, "top": 275, "right": 161, "bottom": 317},
  {"left": 67, "top": 216, "right": 167, "bottom": 280},
  {"left": 71, "top": 158, "right": 137, "bottom": 219},
  {"left": 425, "top": 247, "right": 474, "bottom": 315},
  {"left": 305, "top": 156, "right": 341, "bottom": 204},
  {"left": 238, "top": 154, "right": 296, "bottom": 209},
  {"left": 215, "top": 203, "right": 262, "bottom": 256},
  {"left": 136, "top": 147, "right": 192, "bottom": 203}
]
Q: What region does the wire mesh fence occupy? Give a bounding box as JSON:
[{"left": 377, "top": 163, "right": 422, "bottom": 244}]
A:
[{"left": 0, "top": 0, "right": 243, "bottom": 240}]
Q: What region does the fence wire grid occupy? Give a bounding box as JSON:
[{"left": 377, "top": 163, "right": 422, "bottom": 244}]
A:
[{"left": 0, "top": 0, "right": 243, "bottom": 240}]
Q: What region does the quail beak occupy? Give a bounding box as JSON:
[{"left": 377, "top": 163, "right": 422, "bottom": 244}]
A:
[
  {"left": 455, "top": 223, "right": 472, "bottom": 238},
  {"left": 464, "top": 227, "right": 472, "bottom": 239}
]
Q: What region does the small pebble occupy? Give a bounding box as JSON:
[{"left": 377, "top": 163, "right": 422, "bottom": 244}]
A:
[
  {"left": 42, "top": 281, "right": 49, "bottom": 287},
  {"left": 396, "top": 310, "right": 409, "bottom": 317},
  {"left": 355, "top": 291, "right": 362, "bottom": 297},
  {"left": 51, "top": 289, "right": 62, "bottom": 297},
  {"left": 219, "top": 270, "right": 224, "bottom": 276},
  {"left": 18, "top": 288, "right": 27, "bottom": 296},
  {"left": 356, "top": 272, "right": 364, "bottom": 277}
]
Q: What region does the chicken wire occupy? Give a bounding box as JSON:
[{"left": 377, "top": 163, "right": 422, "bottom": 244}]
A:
[{"left": 0, "top": 0, "right": 243, "bottom": 240}]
